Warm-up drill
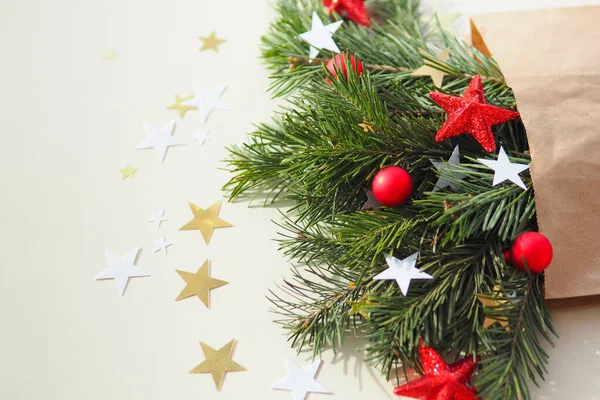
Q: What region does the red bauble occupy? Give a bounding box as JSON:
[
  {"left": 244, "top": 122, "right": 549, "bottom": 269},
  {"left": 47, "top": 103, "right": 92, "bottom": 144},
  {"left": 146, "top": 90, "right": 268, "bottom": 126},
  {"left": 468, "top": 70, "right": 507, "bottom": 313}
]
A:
[
  {"left": 323, "top": 0, "right": 371, "bottom": 26},
  {"left": 429, "top": 75, "right": 521, "bottom": 152},
  {"left": 372, "top": 166, "right": 413, "bottom": 207},
  {"left": 393, "top": 339, "right": 480, "bottom": 400},
  {"left": 505, "top": 232, "right": 553, "bottom": 274},
  {"left": 326, "top": 54, "right": 364, "bottom": 83}
]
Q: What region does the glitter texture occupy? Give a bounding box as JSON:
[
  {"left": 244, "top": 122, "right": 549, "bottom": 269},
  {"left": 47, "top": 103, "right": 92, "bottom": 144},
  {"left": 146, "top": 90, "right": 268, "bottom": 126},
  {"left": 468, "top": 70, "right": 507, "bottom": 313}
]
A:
[
  {"left": 430, "top": 75, "right": 520, "bottom": 152},
  {"left": 393, "top": 339, "right": 480, "bottom": 400}
]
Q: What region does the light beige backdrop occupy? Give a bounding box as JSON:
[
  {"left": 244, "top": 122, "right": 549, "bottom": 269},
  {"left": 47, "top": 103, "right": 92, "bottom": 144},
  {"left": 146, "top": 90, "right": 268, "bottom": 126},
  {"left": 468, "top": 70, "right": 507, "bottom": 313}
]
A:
[{"left": 1, "top": 0, "right": 599, "bottom": 399}]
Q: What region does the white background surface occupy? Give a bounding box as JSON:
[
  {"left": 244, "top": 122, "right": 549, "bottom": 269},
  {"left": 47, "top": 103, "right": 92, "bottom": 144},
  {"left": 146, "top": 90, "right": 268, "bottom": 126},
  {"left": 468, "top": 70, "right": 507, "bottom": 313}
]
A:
[{"left": 1, "top": 0, "right": 600, "bottom": 399}]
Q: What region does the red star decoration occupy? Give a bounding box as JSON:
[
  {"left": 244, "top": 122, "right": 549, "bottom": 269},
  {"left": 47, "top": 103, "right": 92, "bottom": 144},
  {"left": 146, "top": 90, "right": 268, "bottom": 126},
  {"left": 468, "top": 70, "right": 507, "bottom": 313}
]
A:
[
  {"left": 393, "top": 339, "right": 481, "bottom": 400},
  {"left": 323, "top": 0, "right": 371, "bottom": 27},
  {"left": 429, "top": 75, "right": 520, "bottom": 152}
]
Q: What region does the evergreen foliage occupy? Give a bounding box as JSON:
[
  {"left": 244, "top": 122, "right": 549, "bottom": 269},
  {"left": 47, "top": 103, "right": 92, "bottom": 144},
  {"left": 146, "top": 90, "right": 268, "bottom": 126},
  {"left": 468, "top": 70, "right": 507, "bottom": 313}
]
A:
[{"left": 225, "top": 1, "right": 557, "bottom": 398}]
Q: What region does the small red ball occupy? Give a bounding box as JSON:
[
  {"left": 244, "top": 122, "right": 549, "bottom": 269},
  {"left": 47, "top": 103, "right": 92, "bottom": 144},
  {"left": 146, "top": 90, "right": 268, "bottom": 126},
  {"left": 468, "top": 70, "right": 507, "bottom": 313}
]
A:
[
  {"left": 506, "top": 232, "right": 553, "bottom": 274},
  {"left": 371, "top": 166, "right": 413, "bottom": 207},
  {"left": 326, "top": 54, "right": 364, "bottom": 83}
]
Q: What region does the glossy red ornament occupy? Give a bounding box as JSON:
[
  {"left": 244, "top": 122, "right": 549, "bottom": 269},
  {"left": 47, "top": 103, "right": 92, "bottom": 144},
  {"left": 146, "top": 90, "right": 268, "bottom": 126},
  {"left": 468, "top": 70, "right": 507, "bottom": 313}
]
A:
[
  {"left": 372, "top": 166, "right": 413, "bottom": 207},
  {"left": 394, "top": 339, "right": 480, "bottom": 400},
  {"left": 505, "top": 232, "right": 553, "bottom": 274},
  {"left": 429, "top": 75, "right": 520, "bottom": 152},
  {"left": 326, "top": 54, "right": 364, "bottom": 83},
  {"left": 323, "top": 0, "right": 371, "bottom": 26}
]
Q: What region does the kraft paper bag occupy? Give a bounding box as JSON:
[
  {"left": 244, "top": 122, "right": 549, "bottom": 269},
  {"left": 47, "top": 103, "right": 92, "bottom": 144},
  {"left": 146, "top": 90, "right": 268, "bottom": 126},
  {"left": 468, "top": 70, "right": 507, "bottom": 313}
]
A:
[{"left": 473, "top": 6, "right": 600, "bottom": 299}]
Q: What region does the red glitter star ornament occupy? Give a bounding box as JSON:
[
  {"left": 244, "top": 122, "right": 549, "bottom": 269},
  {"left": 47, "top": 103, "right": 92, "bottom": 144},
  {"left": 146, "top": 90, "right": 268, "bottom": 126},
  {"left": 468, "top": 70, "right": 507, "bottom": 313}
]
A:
[
  {"left": 429, "top": 75, "right": 520, "bottom": 152},
  {"left": 393, "top": 339, "right": 481, "bottom": 400},
  {"left": 323, "top": 0, "right": 371, "bottom": 27}
]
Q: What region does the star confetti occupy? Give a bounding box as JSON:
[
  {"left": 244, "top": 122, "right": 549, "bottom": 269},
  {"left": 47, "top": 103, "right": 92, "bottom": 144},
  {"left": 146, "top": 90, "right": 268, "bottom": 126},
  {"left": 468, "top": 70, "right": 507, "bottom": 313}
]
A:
[
  {"left": 199, "top": 31, "right": 226, "bottom": 52},
  {"left": 179, "top": 200, "right": 233, "bottom": 245},
  {"left": 95, "top": 248, "right": 149, "bottom": 295},
  {"left": 120, "top": 164, "right": 137, "bottom": 180},
  {"left": 148, "top": 209, "right": 167, "bottom": 227},
  {"left": 182, "top": 85, "right": 229, "bottom": 122},
  {"left": 393, "top": 339, "right": 480, "bottom": 400},
  {"left": 477, "top": 147, "right": 529, "bottom": 190},
  {"left": 193, "top": 130, "right": 210, "bottom": 146},
  {"left": 175, "top": 260, "right": 228, "bottom": 308},
  {"left": 358, "top": 121, "right": 374, "bottom": 133},
  {"left": 299, "top": 12, "right": 343, "bottom": 60},
  {"left": 135, "top": 120, "right": 186, "bottom": 162},
  {"left": 348, "top": 295, "right": 379, "bottom": 319},
  {"left": 373, "top": 253, "right": 433, "bottom": 296},
  {"left": 153, "top": 237, "right": 172, "bottom": 254},
  {"left": 101, "top": 49, "right": 118, "bottom": 60},
  {"left": 411, "top": 48, "right": 450, "bottom": 87},
  {"left": 477, "top": 285, "right": 510, "bottom": 331},
  {"left": 429, "top": 75, "right": 520, "bottom": 152},
  {"left": 272, "top": 359, "right": 330, "bottom": 400},
  {"left": 166, "top": 94, "right": 197, "bottom": 118},
  {"left": 190, "top": 340, "right": 246, "bottom": 391},
  {"left": 429, "top": 145, "right": 467, "bottom": 192},
  {"left": 360, "top": 189, "right": 380, "bottom": 211}
]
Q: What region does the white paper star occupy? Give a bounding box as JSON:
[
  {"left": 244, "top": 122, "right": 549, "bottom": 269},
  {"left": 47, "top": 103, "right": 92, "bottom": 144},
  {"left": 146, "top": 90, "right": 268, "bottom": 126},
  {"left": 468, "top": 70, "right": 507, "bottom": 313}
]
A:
[
  {"left": 193, "top": 130, "right": 210, "bottom": 146},
  {"left": 95, "top": 248, "right": 149, "bottom": 295},
  {"left": 299, "top": 12, "right": 343, "bottom": 60},
  {"left": 477, "top": 147, "right": 529, "bottom": 190},
  {"left": 135, "top": 120, "right": 185, "bottom": 162},
  {"left": 182, "top": 85, "right": 229, "bottom": 122},
  {"left": 430, "top": 145, "right": 467, "bottom": 192},
  {"left": 272, "top": 359, "right": 330, "bottom": 400},
  {"left": 374, "top": 253, "right": 433, "bottom": 296},
  {"left": 153, "top": 237, "right": 172, "bottom": 254},
  {"left": 148, "top": 209, "right": 167, "bottom": 227}
]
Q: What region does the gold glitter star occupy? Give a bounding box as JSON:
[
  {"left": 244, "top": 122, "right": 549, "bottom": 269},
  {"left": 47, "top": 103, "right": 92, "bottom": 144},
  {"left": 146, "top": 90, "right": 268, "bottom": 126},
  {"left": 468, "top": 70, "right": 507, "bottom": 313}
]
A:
[
  {"left": 166, "top": 94, "right": 197, "bottom": 118},
  {"left": 358, "top": 122, "right": 374, "bottom": 133},
  {"left": 477, "top": 285, "right": 510, "bottom": 331},
  {"left": 101, "top": 49, "right": 118, "bottom": 61},
  {"left": 179, "top": 200, "right": 233, "bottom": 245},
  {"left": 411, "top": 48, "right": 450, "bottom": 88},
  {"left": 190, "top": 340, "right": 246, "bottom": 391},
  {"left": 175, "top": 260, "right": 228, "bottom": 308},
  {"left": 119, "top": 164, "right": 137, "bottom": 180},
  {"left": 348, "top": 295, "right": 379, "bottom": 320},
  {"left": 199, "top": 31, "right": 226, "bottom": 52}
]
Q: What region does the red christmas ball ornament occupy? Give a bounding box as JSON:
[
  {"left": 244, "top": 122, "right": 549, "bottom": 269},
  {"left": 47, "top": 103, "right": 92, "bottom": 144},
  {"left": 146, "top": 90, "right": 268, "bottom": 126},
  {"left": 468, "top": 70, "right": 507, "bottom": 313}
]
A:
[
  {"left": 505, "top": 232, "right": 553, "bottom": 274},
  {"left": 371, "top": 166, "right": 413, "bottom": 207},
  {"left": 326, "top": 54, "right": 364, "bottom": 84},
  {"left": 323, "top": 0, "right": 371, "bottom": 27}
]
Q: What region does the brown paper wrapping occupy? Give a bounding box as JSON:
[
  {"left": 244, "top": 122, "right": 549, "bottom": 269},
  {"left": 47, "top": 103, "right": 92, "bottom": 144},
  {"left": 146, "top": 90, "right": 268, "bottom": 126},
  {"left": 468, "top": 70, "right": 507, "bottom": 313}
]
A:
[{"left": 473, "top": 6, "right": 600, "bottom": 299}]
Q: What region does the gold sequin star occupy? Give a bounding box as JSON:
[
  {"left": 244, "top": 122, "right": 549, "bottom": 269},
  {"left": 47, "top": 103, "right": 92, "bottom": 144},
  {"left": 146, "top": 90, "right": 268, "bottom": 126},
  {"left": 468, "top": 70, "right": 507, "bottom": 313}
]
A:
[
  {"left": 358, "top": 121, "right": 374, "bottom": 133},
  {"left": 175, "top": 260, "right": 228, "bottom": 308},
  {"left": 477, "top": 285, "right": 510, "bottom": 331},
  {"left": 348, "top": 295, "right": 379, "bottom": 320},
  {"left": 101, "top": 49, "right": 118, "bottom": 61},
  {"left": 411, "top": 48, "right": 450, "bottom": 88},
  {"left": 166, "top": 94, "right": 197, "bottom": 118},
  {"left": 190, "top": 340, "right": 246, "bottom": 391},
  {"left": 119, "top": 164, "right": 137, "bottom": 180},
  {"left": 179, "top": 200, "right": 233, "bottom": 245},
  {"left": 199, "top": 31, "right": 226, "bottom": 52}
]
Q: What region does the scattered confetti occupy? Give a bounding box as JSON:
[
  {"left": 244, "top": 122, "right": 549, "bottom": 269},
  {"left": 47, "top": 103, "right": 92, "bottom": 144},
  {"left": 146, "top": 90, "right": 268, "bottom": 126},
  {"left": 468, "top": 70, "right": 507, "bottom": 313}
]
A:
[
  {"left": 95, "top": 248, "right": 149, "bottom": 295},
  {"left": 179, "top": 200, "right": 233, "bottom": 245},
  {"left": 411, "top": 48, "right": 450, "bottom": 87},
  {"left": 272, "top": 359, "right": 330, "bottom": 400},
  {"left": 190, "top": 340, "right": 246, "bottom": 391},
  {"left": 120, "top": 164, "right": 137, "bottom": 180},
  {"left": 199, "top": 31, "right": 226, "bottom": 52},
  {"left": 175, "top": 260, "right": 228, "bottom": 308},
  {"left": 153, "top": 237, "right": 172, "bottom": 254},
  {"left": 101, "top": 49, "right": 118, "bottom": 61},
  {"left": 167, "top": 94, "right": 197, "bottom": 118},
  {"left": 182, "top": 85, "right": 229, "bottom": 122},
  {"left": 193, "top": 130, "right": 210, "bottom": 146},
  {"left": 148, "top": 209, "right": 167, "bottom": 227},
  {"left": 135, "top": 120, "right": 186, "bottom": 162}
]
